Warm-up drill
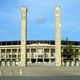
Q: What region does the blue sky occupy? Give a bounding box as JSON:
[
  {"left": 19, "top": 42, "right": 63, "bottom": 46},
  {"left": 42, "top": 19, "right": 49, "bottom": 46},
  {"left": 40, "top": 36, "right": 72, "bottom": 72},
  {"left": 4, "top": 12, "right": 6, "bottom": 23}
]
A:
[{"left": 0, "top": 0, "right": 80, "bottom": 41}]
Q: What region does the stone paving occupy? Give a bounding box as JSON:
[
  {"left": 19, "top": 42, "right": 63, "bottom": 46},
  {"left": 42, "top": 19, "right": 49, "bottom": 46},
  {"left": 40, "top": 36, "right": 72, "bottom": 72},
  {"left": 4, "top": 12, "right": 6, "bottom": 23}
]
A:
[{"left": 0, "top": 66, "right": 80, "bottom": 76}]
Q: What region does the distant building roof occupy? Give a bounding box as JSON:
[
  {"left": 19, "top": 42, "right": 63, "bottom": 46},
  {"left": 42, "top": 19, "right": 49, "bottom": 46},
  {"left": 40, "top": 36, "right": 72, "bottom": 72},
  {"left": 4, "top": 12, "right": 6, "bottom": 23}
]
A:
[{"left": 0, "top": 40, "right": 80, "bottom": 46}]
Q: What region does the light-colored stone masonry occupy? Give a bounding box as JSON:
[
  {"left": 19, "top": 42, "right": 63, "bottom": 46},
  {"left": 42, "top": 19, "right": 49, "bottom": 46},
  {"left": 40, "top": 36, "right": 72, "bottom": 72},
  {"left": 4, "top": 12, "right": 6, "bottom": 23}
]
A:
[
  {"left": 55, "top": 6, "right": 61, "bottom": 66},
  {"left": 20, "top": 6, "right": 27, "bottom": 66}
]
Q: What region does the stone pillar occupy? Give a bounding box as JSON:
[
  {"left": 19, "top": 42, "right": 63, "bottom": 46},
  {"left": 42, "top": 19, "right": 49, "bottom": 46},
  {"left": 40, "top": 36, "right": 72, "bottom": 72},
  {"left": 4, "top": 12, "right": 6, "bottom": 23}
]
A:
[
  {"left": 71, "top": 61, "right": 75, "bottom": 66},
  {"left": 20, "top": 69, "right": 23, "bottom": 76},
  {"left": 2, "top": 61, "right": 5, "bottom": 66},
  {"left": 49, "top": 48, "right": 51, "bottom": 63},
  {"left": 66, "top": 61, "right": 69, "bottom": 66},
  {"left": 79, "top": 61, "right": 80, "bottom": 66},
  {"left": 11, "top": 49, "right": 12, "bottom": 60},
  {"left": 62, "top": 61, "right": 64, "bottom": 66},
  {"left": 76, "top": 61, "right": 79, "bottom": 66},
  {"left": 20, "top": 6, "right": 27, "bottom": 66},
  {"left": 43, "top": 48, "right": 44, "bottom": 63},
  {"left": 12, "top": 61, "right": 16, "bottom": 67},
  {"left": 0, "top": 49, "right": 1, "bottom": 66},
  {"left": 30, "top": 48, "right": 31, "bottom": 63},
  {"left": 7, "top": 61, "right": 10, "bottom": 67},
  {"left": 11, "top": 49, "right": 12, "bottom": 66},
  {"left": 0, "top": 70, "right": 3, "bottom": 76},
  {"left": 55, "top": 6, "right": 61, "bottom": 66},
  {"left": 5, "top": 49, "right": 7, "bottom": 66},
  {"left": 0, "top": 49, "right": 1, "bottom": 61},
  {"left": 36, "top": 48, "right": 38, "bottom": 64},
  {"left": 79, "top": 49, "right": 80, "bottom": 60},
  {"left": 16, "top": 49, "right": 18, "bottom": 62},
  {"left": 15, "top": 49, "right": 18, "bottom": 66}
]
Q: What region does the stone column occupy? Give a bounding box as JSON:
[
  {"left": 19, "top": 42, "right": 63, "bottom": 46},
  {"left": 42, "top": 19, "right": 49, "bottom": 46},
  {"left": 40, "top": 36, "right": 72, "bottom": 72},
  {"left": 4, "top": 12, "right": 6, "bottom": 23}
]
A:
[
  {"left": 0, "top": 70, "right": 3, "bottom": 76},
  {"left": 55, "top": 6, "right": 61, "bottom": 66},
  {"left": 62, "top": 61, "right": 64, "bottom": 66},
  {"left": 76, "top": 61, "right": 79, "bottom": 66},
  {"left": 11, "top": 49, "right": 12, "bottom": 66},
  {"left": 79, "top": 49, "right": 80, "bottom": 60},
  {"left": 71, "top": 61, "right": 74, "bottom": 66},
  {"left": 2, "top": 61, "right": 5, "bottom": 66},
  {"left": 0, "top": 49, "right": 1, "bottom": 66},
  {"left": 20, "top": 69, "right": 23, "bottom": 76},
  {"left": 12, "top": 61, "right": 16, "bottom": 67},
  {"left": 16, "top": 49, "right": 18, "bottom": 61},
  {"left": 20, "top": 6, "right": 27, "bottom": 66},
  {"left": 5, "top": 49, "right": 7, "bottom": 60},
  {"left": 36, "top": 48, "right": 38, "bottom": 64},
  {"left": 0, "top": 49, "right": 1, "bottom": 61},
  {"left": 43, "top": 48, "right": 44, "bottom": 63},
  {"left": 7, "top": 61, "right": 10, "bottom": 67},
  {"left": 30, "top": 48, "right": 31, "bottom": 63},
  {"left": 15, "top": 49, "right": 18, "bottom": 66},
  {"left": 66, "top": 61, "right": 69, "bottom": 66},
  {"left": 49, "top": 48, "right": 51, "bottom": 63}
]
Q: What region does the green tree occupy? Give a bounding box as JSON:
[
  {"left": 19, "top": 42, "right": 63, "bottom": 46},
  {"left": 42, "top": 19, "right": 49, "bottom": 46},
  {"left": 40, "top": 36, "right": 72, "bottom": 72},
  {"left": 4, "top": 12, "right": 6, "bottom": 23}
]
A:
[
  {"left": 62, "top": 38, "right": 80, "bottom": 65},
  {"left": 62, "top": 38, "right": 73, "bottom": 59}
]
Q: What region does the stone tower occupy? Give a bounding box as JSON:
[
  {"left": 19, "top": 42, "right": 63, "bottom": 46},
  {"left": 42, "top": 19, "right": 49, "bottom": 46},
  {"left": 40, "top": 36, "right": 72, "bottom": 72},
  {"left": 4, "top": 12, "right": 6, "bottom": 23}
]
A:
[
  {"left": 55, "top": 6, "right": 61, "bottom": 66},
  {"left": 20, "top": 6, "right": 27, "bottom": 66}
]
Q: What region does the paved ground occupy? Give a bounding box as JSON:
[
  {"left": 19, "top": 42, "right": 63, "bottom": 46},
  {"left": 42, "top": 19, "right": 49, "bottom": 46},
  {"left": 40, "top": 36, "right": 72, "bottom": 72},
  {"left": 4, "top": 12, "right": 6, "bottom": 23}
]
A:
[
  {"left": 0, "top": 66, "right": 80, "bottom": 76},
  {"left": 0, "top": 76, "right": 80, "bottom": 80},
  {"left": 0, "top": 66, "right": 80, "bottom": 80}
]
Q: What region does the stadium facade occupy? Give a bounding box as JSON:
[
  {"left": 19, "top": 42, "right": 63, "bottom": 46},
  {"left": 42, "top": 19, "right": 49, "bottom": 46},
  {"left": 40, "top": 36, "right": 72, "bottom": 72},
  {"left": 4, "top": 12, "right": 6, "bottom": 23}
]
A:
[{"left": 0, "top": 6, "right": 80, "bottom": 67}]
